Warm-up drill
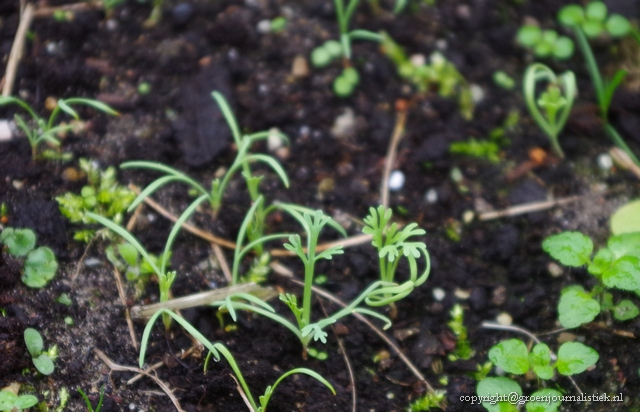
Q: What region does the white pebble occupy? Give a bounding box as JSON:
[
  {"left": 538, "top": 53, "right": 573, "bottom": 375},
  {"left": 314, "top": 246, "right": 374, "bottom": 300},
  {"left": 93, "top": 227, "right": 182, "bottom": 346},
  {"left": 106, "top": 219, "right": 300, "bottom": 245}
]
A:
[
  {"left": 331, "top": 108, "right": 356, "bottom": 140},
  {"left": 496, "top": 312, "right": 513, "bottom": 326},
  {"left": 597, "top": 153, "right": 613, "bottom": 171},
  {"left": 432, "top": 287, "right": 446, "bottom": 301},
  {"left": 425, "top": 188, "right": 438, "bottom": 204},
  {"left": 470, "top": 84, "right": 484, "bottom": 103},
  {"left": 256, "top": 19, "right": 271, "bottom": 34},
  {"left": 388, "top": 170, "right": 405, "bottom": 191},
  {"left": 435, "top": 39, "right": 448, "bottom": 50},
  {"left": 106, "top": 19, "right": 118, "bottom": 31},
  {"left": 454, "top": 288, "right": 470, "bottom": 299},
  {"left": 462, "top": 210, "right": 475, "bottom": 224},
  {"left": 0, "top": 120, "right": 14, "bottom": 142},
  {"left": 267, "top": 128, "right": 285, "bottom": 152},
  {"left": 410, "top": 54, "right": 426, "bottom": 67},
  {"left": 548, "top": 262, "right": 563, "bottom": 277}
]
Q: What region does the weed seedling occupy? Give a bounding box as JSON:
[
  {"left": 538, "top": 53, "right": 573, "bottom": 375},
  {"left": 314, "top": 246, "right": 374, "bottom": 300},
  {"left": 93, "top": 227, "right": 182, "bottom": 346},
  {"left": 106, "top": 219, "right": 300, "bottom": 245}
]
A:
[
  {"left": 24, "top": 328, "right": 57, "bottom": 376},
  {"left": 558, "top": 2, "right": 639, "bottom": 165},
  {"left": 523, "top": 63, "right": 576, "bottom": 158},
  {"left": 447, "top": 304, "right": 473, "bottom": 361},
  {"left": 77, "top": 386, "right": 104, "bottom": 412},
  {"left": 516, "top": 26, "right": 574, "bottom": 59},
  {"left": 543, "top": 231, "right": 640, "bottom": 328},
  {"left": 0, "top": 97, "right": 117, "bottom": 160},
  {"left": 106, "top": 242, "right": 168, "bottom": 298},
  {"left": 0, "top": 228, "right": 58, "bottom": 288},
  {"left": 56, "top": 158, "right": 135, "bottom": 242},
  {"left": 0, "top": 387, "right": 38, "bottom": 411}
]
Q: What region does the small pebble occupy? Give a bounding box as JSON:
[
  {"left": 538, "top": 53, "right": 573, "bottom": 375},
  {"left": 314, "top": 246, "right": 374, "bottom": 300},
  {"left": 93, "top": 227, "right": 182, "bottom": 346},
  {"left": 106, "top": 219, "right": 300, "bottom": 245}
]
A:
[
  {"left": 435, "top": 39, "right": 448, "bottom": 50},
  {"left": 492, "top": 285, "right": 507, "bottom": 306},
  {"left": 456, "top": 4, "right": 471, "bottom": 19},
  {"left": 12, "top": 180, "right": 24, "bottom": 190},
  {"left": 331, "top": 108, "right": 356, "bottom": 140},
  {"left": 84, "top": 258, "right": 102, "bottom": 267},
  {"left": 256, "top": 19, "right": 271, "bottom": 34},
  {"left": 469, "top": 84, "right": 484, "bottom": 103},
  {"left": 388, "top": 170, "right": 405, "bottom": 191},
  {"left": 432, "top": 287, "right": 446, "bottom": 301},
  {"left": 61, "top": 167, "right": 83, "bottom": 182},
  {"left": 410, "top": 54, "right": 426, "bottom": 67},
  {"left": 548, "top": 262, "right": 563, "bottom": 277},
  {"left": 105, "top": 19, "right": 118, "bottom": 31},
  {"left": 267, "top": 128, "right": 285, "bottom": 152},
  {"left": 597, "top": 153, "right": 613, "bottom": 171},
  {"left": 454, "top": 288, "right": 470, "bottom": 299},
  {"left": 425, "top": 188, "right": 438, "bottom": 204},
  {"left": 291, "top": 55, "right": 310, "bottom": 78},
  {"left": 172, "top": 3, "right": 194, "bottom": 25},
  {"left": 496, "top": 312, "right": 513, "bottom": 326},
  {"left": 0, "top": 120, "right": 14, "bottom": 141},
  {"left": 557, "top": 332, "right": 577, "bottom": 344},
  {"left": 462, "top": 210, "right": 474, "bottom": 224}
]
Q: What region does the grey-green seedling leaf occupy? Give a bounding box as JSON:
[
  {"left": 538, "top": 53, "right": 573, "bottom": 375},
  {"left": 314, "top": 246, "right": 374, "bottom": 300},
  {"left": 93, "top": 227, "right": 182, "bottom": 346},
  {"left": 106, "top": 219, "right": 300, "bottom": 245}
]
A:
[
  {"left": 588, "top": 248, "right": 614, "bottom": 275},
  {"left": 602, "top": 256, "right": 640, "bottom": 291},
  {"left": 24, "top": 328, "right": 44, "bottom": 357},
  {"left": 556, "top": 342, "right": 599, "bottom": 375},
  {"left": 117, "top": 242, "right": 139, "bottom": 267},
  {"left": 529, "top": 343, "right": 554, "bottom": 380},
  {"left": 606, "top": 14, "right": 631, "bottom": 37},
  {"left": 476, "top": 377, "right": 521, "bottom": 412},
  {"left": 517, "top": 25, "right": 542, "bottom": 47},
  {"left": 612, "top": 299, "right": 639, "bottom": 321},
  {"left": 33, "top": 353, "right": 55, "bottom": 375},
  {"left": 542, "top": 232, "right": 592, "bottom": 267},
  {"left": 23, "top": 246, "right": 58, "bottom": 288},
  {"left": 558, "top": 4, "right": 584, "bottom": 26},
  {"left": 525, "top": 388, "right": 563, "bottom": 412},
  {"left": 585, "top": 1, "right": 607, "bottom": 22},
  {"left": 611, "top": 200, "right": 640, "bottom": 235},
  {"left": 0, "top": 228, "right": 36, "bottom": 257},
  {"left": 488, "top": 339, "right": 529, "bottom": 375},
  {"left": 607, "top": 233, "right": 640, "bottom": 260},
  {"left": 557, "top": 287, "right": 600, "bottom": 328}
]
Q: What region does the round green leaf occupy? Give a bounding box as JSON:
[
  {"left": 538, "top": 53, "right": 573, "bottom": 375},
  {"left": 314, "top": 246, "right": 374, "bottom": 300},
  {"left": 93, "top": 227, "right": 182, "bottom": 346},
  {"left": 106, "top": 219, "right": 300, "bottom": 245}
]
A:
[
  {"left": 612, "top": 299, "right": 639, "bottom": 321},
  {"left": 607, "top": 233, "right": 640, "bottom": 260},
  {"left": 529, "top": 343, "right": 554, "bottom": 380},
  {"left": 324, "top": 40, "right": 343, "bottom": 59},
  {"left": 333, "top": 75, "right": 356, "bottom": 97},
  {"left": 33, "top": 353, "right": 55, "bottom": 375},
  {"left": 583, "top": 20, "right": 604, "bottom": 38},
  {"left": 606, "top": 14, "right": 631, "bottom": 37},
  {"left": 558, "top": 288, "right": 600, "bottom": 328},
  {"left": 14, "top": 394, "right": 39, "bottom": 409},
  {"left": 311, "top": 47, "right": 332, "bottom": 68},
  {"left": 588, "top": 247, "right": 614, "bottom": 275},
  {"left": 477, "top": 377, "right": 522, "bottom": 412},
  {"left": 542, "top": 232, "right": 593, "bottom": 267},
  {"left": 611, "top": 200, "right": 640, "bottom": 235},
  {"left": 24, "top": 327, "right": 44, "bottom": 357},
  {"left": 602, "top": 256, "right": 640, "bottom": 291},
  {"left": 526, "top": 389, "right": 563, "bottom": 412},
  {"left": 556, "top": 342, "right": 599, "bottom": 375},
  {"left": 558, "top": 5, "right": 584, "bottom": 26},
  {"left": 517, "top": 25, "right": 542, "bottom": 47},
  {"left": 342, "top": 67, "right": 359, "bottom": 85},
  {"left": 488, "top": 339, "right": 529, "bottom": 374},
  {"left": 0, "top": 228, "right": 36, "bottom": 257},
  {"left": 541, "top": 30, "right": 558, "bottom": 44},
  {"left": 23, "top": 247, "right": 58, "bottom": 288},
  {"left": 585, "top": 2, "right": 607, "bottom": 22},
  {"left": 553, "top": 36, "right": 574, "bottom": 59},
  {"left": 534, "top": 42, "right": 553, "bottom": 57}
]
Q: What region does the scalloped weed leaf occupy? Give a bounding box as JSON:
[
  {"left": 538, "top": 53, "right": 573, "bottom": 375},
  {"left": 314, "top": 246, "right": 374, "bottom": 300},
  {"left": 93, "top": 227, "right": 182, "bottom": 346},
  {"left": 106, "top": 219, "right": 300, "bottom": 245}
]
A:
[
  {"left": 542, "top": 232, "right": 592, "bottom": 267},
  {"left": 525, "top": 388, "right": 563, "bottom": 412},
  {"left": 488, "top": 339, "right": 529, "bottom": 374},
  {"left": 601, "top": 256, "right": 640, "bottom": 291},
  {"left": 529, "top": 343, "right": 554, "bottom": 380},
  {"left": 557, "top": 287, "right": 600, "bottom": 328},
  {"left": 0, "top": 227, "right": 36, "bottom": 257},
  {"left": 23, "top": 247, "right": 58, "bottom": 288},
  {"left": 607, "top": 232, "right": 640, "bottom": 260},
  {"left": 0, "top": 390, "right": 38, "bottom": 411},
  {"left": 476, "top": 377, "right": 521, "bottom": 412},
  {"left": 612, "top": 299, "right": 639, "bottom": 321},
  {"left": 555, "top": 342, "right": 598, "bottom": 375}
]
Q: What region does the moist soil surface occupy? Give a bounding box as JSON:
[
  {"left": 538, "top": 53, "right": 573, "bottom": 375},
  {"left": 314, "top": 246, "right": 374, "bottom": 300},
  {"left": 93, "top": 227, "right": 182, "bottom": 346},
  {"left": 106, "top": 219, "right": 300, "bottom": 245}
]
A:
[{"left": 1, "top": 0, "right": 640, "bottom": 411}]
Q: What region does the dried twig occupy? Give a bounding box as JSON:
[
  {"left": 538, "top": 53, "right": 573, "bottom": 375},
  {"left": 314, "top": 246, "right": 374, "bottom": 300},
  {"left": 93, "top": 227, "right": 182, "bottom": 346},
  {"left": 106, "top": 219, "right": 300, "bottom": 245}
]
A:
[
  {"left": 3, "top": 4, "right": 34, "bottom": 97},
  {"left": 229, "top": 374, "right": 256, "bottom": 412},
  {"left": 93, "top": 348, "right": 186, "bottom": 412},
  {"left": 380, "top": 101, "right": 408, "bottom": 208},
  {"left": 610, "top": 147, "right": 640, "bottom": 180},
  {"left": 212, "top": 242, "right": 232, "bottom": 283},
  {"left": 112, "top": 266, "right": 138, "bottom": 350},
  {"left": 33, "top": 1, "right": 105, "bottom": 18},
  {"left": 127, "top": 346, "right": 199, "bottom": 385},
  {"left": 477, "top": 195, "right": 582, "bottom": 221}
]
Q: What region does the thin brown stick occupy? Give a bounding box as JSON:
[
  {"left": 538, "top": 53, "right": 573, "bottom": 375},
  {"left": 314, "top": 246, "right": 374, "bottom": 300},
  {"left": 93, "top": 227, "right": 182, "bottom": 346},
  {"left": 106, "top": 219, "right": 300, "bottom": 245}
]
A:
[
  {"left": 126, "top": 202, "right": 144, "bottom": 232},
  {"left": 212, "top": 243, "right": 232, "bottom": 283},
  {"left": 228, "top": 374, "right": 256, "bottom": 412},
  {"left": 112, "top": 266, "right": 138, "bottom": 350},
  {"left": 380, "top": 103, "right": 408, "bottom": 208},
  {"left": 3, "top": 4, "right": 34, "bottom": 97},
  {"left": 477, "top": 195, "right": 582, "bottom": 221},
  {"left": 127, "top": 346, "right": 198, "bottom": 385},
  {"left": 72, "top": 236, "right": 95, "bottom": 281},
  {"left": 33, "top": 1, "right": 105, "bottom": 18},
  {"left": 93, "top": 348, "right": 186, "bottom": 412}
]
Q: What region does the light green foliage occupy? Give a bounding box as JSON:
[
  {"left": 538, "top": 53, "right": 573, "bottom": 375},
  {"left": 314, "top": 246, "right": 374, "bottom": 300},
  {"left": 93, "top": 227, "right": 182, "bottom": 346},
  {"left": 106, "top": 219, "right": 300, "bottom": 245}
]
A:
[
  {"left": 558, "top": 2, "right": 631, "bottom": 39},
  {"left": 523, "top": 64, "right": 576, "bottom": 159},
  {"left": 333, "top": 67, "right": 360, "bottom": 97},
  {"left": 493, "top": 71, "right": 515, "bottom": 90},
  {"left": 408, "top": 389, "right": 447, "bottom": 411},
  {"left": 488, "top": 339, "right": 529, "bottom": 374},
  {"left": 516, "top": 26, "right": 574, "bottom": 59},
  {"left": 381, "top": 33, "right": 474, "bottom": 119},
  {"left": 24, "top": 328, "right": 56, "bottom": 375},
  {"left": 270, "top": 16, "right": 287, "bottom": 32},
  {"left": 525, "top": 389, "right": 563, "bottom": 412},
  {"left": 0, "top": 96, "right": 117, "bottom": 160},
  {"left": 311, "top": 40, "right": 343, "bottom": 68},
  {"left": 450, "top": 138, "right": 501, "bottom": 163},
  {"left": 447, "top": 304, "right": 473, "bottom": 360},
  {"left": 0, "top": 389, "right": 38, "bottom": 411},
  {"left": 106, "top": 242, "right": 167, "bottom": 297},
  {"left": 77, "top": 387, "right": 104, "bottom": 412},
  {"left": 140, "top": 309, "right": 335, "bottom": 412},
  {"left": 476, "top": 377, "right": 521, "bottom": 412},
  {"left": 555, "top": 342, "right": 599, "bottom": 375},
  {"left": 544, "top": 231, "right": 640, "bottom": 327},
  {"left": 0, "top": 227, "right": 58, "bottom": 288},
  {"left": 611, "top": 199, "right": 640, "bottom": 235},
  {"left": 56, "top": 158, "right": 135, "bottom": 243}
]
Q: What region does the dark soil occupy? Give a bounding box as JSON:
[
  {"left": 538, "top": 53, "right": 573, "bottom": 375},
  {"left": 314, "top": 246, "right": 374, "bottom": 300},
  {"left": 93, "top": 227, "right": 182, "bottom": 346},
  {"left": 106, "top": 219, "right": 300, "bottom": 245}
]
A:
[{"left": 1, "top": 0, "right": 640, "bottom": 411}]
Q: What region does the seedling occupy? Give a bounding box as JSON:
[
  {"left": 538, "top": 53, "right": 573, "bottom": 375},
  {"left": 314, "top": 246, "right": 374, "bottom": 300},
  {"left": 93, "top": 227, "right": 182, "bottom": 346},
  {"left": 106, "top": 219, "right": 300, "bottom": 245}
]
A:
[
  {"left": 408, "top": 390, "right": 447, "bottom": 411},
  {"left": 492, "top": 71, "right": 515, "bottom": 90},
  {"left": 106, "top": 242, "right": 168, "bottom": 298},
  {"left": 516, "top": 26, "right": 574, "bottom": 59},
  {"left": 24, "top": 328, "right": 57, "bottom": 376},
  {"left": 543, "top": 231, "right": 640, "bottom": 328},
  {"left": 140, "top": 309, "right": 335, "bottom": 412},
  {"left": 523, "top": 63, "right": 576, "bottom": 159},
  {"left": 77, "top": 387, "right": 104, "bottom": 412},
  {"left": 381, "top": 34, "right": 474, "bottom": 119},
  {"left": 0, "top": 227, "right": 58, "bottom": 288},
  {"left": 0, "top": 96, "right": 117, "bottom": 160},
  {"left": 447, "top": 304, "right": 473, "bottom": 361},
  {"left": 558, "top": 2, "right": 639, "bottom": 166},
  {"left": 122, "top": 91, "right": 289, "bottom": 255},
  {"left": 610, "top": 199, "right": 640, "bottom": 235},
  {"left": 56, "top": 158, "right": 135, "bottom": 242},
  {"left": 477, "top": 338, "right": 598, "bottom": 412},
  {"left": 0, "top": 388, "right": 38, "bottom": 412}
]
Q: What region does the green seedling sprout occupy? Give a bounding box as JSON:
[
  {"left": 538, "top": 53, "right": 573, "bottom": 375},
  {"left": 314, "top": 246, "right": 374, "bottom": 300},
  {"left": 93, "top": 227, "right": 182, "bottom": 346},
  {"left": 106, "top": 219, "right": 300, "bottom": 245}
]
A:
[
  {"left": 447, "top": 304, "right": 473, "bottom": 360},
  {"left": 24, "top": 328, "right": 57, "bottom": 375},
  {"left": 87, "top": 197, "right": 205, "bottom": 330},
  {"left": 558, "top": 2, "right": 639, "bottom": 166},
  {"left": 0, "top": 388, "right": 38, "bottom": 411},
  {"left": 516, "top": 26, "right": 574, "bottom": 59},
  {"left": 0, "top": 97, "right": 118, "bottom": 160},
  {"left": 122, "top": 91, "right": 289, "bottom": 255},
  {"left": 543, "top": 231, "right": 640, "bottom": 328},
  {"left": 523, "top": 63, "right": 576, "bottom": 159},
  {"left": 0, "top": 227, "right": 58, "bottom": 288},
  {"left": 106, "top": 242, "right": 168, "bottom": 298},
  {"left": 140, "top": 308, "right": 335, "bottom": 411},
  {"left": 77, "top": 387, "right": 104, "bottom": 412}
]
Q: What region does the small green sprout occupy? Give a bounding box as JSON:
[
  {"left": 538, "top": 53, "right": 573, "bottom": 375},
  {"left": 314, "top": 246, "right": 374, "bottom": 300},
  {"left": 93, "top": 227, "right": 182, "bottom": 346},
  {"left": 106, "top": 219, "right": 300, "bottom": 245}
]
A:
[
  {"left": 56, "top": 158, "right": 135, "bottom": 243},
  {"left": 140, "top": 309, "right": 335, "bottom": 412},
  {"left": 408, "top": 389, "right": 447, "bottom": 411},
  {"left": 447, "top": 304, "right": 473, "bottom": 360},
  {"left": 0, "top": 388, "right": 38, "bottom": 411},
  {"left": 270, "top": 16, "right": 287, "bottom": 32},
  {"left": 492, "top": 70, "right": 515, "bottom": 90},
  {"left": 543, "top": 231, "right": 640, "bottom": 328},
  {"left": 0, "top": 96, "right": 118, "bottom": 160},
  {"left": 137, "top": 82, "right": 151, "bottom": 95},
  {"left": 24, "top": 328, "right": 57, "bottom": 376},
  {"left": 77, "top": 387, "right": 104, "bottom": 412},
  {"left": 311, "top": 40, "right": 343, "bottom": 68},
  {"left": 0, "top": 227, "right": 58, "bottom": 288},
  {"left": 523, "top": 63, "right": 576, "bottom": 159},
  {"left": 516, "top": 26, "right": 574, "bottom": 59},
  {"left": 106, "top": 242, "right": 168, "bottom": 298},
  {"left": 333, "top": 67, "right": 360, "bottom": 97},
  {"left": 558, "top": 2, "right": 631, "bottom": 39}
]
